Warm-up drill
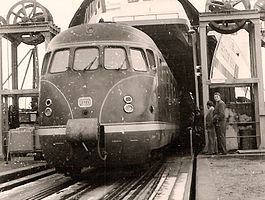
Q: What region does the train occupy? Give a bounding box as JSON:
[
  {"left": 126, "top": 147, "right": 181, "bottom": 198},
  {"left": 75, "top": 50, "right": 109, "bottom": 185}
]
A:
[{"left": 37, "top": 22, "right": 181, "bottom": 176}]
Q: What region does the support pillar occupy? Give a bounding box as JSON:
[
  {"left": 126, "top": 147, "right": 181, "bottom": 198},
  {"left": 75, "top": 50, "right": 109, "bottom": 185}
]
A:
[
  {"left": 199, "top": 22, "right": 209, "bottom": 150},
  {"left": 0, "top": 35, "right": 3, "bottom": 158},
  {"left": 252, "top": 19, "right": 265, "bottom": 148},
  {"left": 11, "top": 42, "right": 19, "bottom": 129},
  {"left": 32, "top": 46, "right": 39, "bottom": 89},
  {"left": 190, "top": 29, "right": 200, "bottom": 108}
]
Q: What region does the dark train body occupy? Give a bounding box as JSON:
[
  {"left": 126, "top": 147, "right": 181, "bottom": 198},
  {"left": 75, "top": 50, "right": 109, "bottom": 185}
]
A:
[{"left": 37, "top": 23, "right": 180, "bottom": 174}]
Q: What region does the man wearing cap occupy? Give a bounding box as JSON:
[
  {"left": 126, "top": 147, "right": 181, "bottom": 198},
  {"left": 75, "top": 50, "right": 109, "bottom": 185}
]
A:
[{"left": 213, "top": 92, "right": 227, "bottom": 154}]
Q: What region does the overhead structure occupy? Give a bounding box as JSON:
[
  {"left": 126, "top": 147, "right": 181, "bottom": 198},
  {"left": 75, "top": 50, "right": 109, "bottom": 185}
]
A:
[
  {"left": 0, "top": 0, "right": 60, "bottom": 159},
  {"left": 200, "top": 0, "right": 265, "bottom": 149},
  {"left": 205, "top": 0, "right": 251, "bottom": 34},
  {"left": 6, "top": 0, "right": 53, "bottom": 25},
  {"left": 5, "top": 0, "right": 54, "bottom": 46}
]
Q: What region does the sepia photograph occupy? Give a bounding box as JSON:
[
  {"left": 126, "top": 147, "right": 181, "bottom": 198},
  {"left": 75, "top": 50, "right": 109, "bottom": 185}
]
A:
[{"left": 0, "top": 0, "right": 265, "bottom": 199}]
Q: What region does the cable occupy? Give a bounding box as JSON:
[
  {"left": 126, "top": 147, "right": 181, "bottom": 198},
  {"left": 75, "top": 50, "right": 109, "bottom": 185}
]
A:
[{"left": 97, "top": 132, "right": 107, "bottom": 161}]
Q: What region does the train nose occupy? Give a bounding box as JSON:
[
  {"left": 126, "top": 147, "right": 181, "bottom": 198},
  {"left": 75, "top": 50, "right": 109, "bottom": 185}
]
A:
[{"left": 66, "top": 118, "right": 98, "bottom": 146}]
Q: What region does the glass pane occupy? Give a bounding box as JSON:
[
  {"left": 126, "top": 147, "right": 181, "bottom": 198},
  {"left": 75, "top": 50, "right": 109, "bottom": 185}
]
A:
[
  {"left": 49, "top": 50, "right": 69, "bottom": 73},
  {"left": 41, "top": 52, "right": 51, "bottom": 75},
  {"left": 73, "top": 48, "right": 99, "bottom": 71},
  {"left": 146, "top": 49, "right": 156, "bottom": 70},
  {"left": 104, "top": 47, "right": 128, "bottom": 70},
  {"left": 130, "top": 48, "right": 147, "bottom": 71}
]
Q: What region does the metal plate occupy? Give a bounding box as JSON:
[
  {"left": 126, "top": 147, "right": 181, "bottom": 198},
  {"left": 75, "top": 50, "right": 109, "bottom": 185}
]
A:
[{"left": 78, "top": 97, "right": 92, "bottom": 108}]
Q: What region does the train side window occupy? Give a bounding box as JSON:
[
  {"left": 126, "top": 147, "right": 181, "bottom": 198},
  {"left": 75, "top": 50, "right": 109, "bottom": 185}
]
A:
[
  {"left": 49, "top": 49, "right": 70, "bottom": 73},
  {"left": 130, "top": 48, "right": 147, "bottom": 72},
  {"left": 73, "top": 47, "right": 99, "bottom": 71},
  {"left": 146, "top": 49, "right": 156, "bottom": 70},
  {"left": 104, "top": 47, "right": 128, "bottom": 70},
  {"left": 41, "top": 52, "right": 51, "bottom": 75}
]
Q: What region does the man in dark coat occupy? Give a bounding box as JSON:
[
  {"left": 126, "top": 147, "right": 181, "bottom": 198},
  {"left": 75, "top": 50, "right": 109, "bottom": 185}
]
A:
[
  {"left": 213, "top": 92, "right": 227, "bottom": 154},
  {"left": 206, "top": 101, "right": 217, "bottom": 154}
]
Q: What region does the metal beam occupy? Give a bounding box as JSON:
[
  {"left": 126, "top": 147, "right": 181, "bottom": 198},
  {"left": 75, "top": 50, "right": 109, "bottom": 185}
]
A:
[
  {"left": 0, "top": 22, "right": 60, "bottom": 36},
  {"left": 209, "top": 78, "right": 259, "bottom": 87},
  {"left": 199, "top": 21, "right": 209, "bottom": 152},
  {"left": 0, "top": 89, "right": 39, "bottom": 97},
  {"left": 113, "top": 17, "right": 189, "bottom": 26},
  {"left": 200, "top": 10, "right": 260, "bottom": 22}
]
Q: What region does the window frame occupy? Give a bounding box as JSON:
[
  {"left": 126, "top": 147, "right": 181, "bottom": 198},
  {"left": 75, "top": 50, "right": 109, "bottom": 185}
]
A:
[
  {"left": 146, "top": 49, "right": 157, "bottom": 71},
  {"left": 103, "top": 46, "right": 129, "bottom": 70},
  {"left": 72, "top": 46, "right": 100, "bottom": 71},
  {"left": 129, "top": 47, "right": 148, "bottom": 72},
  {"left": 48, "top": 48, "right": 70, "bottom": 74},
  {"left": 41, "top": 52, "right": 51, "bottom": 75}
]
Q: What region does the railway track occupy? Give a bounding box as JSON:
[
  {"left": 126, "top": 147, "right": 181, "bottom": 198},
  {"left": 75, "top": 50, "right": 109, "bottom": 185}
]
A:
[
  {"left": 0, "top": 156, "right": 192, "bottom": 200},
  {"left": 102, "top": 161, "right": 164, "bottom": 200},
  {"left": 0, "top": 168, "right": 56, "bottom": 192}
]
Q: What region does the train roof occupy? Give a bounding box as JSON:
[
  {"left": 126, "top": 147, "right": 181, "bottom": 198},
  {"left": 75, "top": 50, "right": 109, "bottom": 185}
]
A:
[{"left": 47, "top": 23, "right": 158, "bottom": 51}]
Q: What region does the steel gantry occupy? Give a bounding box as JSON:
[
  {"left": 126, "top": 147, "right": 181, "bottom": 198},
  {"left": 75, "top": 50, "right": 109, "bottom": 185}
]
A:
[
  {"left": 0, "top": 0, "right": 60, "bottom": 159},
  {"left": 199, "top": 10, "right": 265, "bottom": 149}
]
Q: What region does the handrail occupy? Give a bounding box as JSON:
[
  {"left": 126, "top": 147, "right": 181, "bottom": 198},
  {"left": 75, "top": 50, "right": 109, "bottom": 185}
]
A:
[{"left": 113, "top": 12, "right": 180, "bottom": 22}]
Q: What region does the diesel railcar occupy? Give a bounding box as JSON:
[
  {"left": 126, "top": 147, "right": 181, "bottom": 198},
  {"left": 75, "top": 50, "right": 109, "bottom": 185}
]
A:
[{"left": 37, "top": 22, "right": 180, "bottom": 175}]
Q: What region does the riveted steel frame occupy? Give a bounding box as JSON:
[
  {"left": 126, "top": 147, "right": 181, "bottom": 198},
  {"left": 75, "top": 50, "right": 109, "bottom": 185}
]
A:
[
  {"left": 0, "top": 22, "right": 60, "bottom": 158},
  {"left": 199, "top": 10, "right": 265, "bottom": 149}
]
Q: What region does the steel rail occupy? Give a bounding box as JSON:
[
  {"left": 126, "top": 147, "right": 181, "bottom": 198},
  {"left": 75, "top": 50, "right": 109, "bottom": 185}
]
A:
[{"left": 102, "top": 161, "right": 163, "bottom": 200}]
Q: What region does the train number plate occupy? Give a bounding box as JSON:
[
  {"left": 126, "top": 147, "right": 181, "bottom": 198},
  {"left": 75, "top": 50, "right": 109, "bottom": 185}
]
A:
[{"left": 78, "top": 97, "right": 92, "bottom": 108}]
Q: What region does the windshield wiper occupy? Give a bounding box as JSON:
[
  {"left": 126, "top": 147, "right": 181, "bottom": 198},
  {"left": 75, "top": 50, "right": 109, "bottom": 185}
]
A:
[
  {"left": 116, "top": 58, "right": 126, "bottom": 71},
  {"left": 83, "top": 56, "right": 98, "bottom": 71}
]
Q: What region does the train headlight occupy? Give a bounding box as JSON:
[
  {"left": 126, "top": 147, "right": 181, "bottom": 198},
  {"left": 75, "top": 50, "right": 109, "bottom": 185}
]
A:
[
  {"left": 45, "top": 99, "right": 52, "bottom": 106},
  {"left": 124, "top": 104, "right": 134, "bottom": 113},
  {"left": 44, "top": 107, "right": 53, "bottom": 117},
  {"left": 123, "top": 95, "right": 133, "bottom": 104}
]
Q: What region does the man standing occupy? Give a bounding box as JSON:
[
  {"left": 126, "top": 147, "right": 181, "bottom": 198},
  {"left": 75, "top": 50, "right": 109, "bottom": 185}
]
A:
[
  {"left": 206, "top": 101, "right": 217, "bottom": 154},
  {"left": 213, "top": 92, "right": 227, "bottom": 155}
]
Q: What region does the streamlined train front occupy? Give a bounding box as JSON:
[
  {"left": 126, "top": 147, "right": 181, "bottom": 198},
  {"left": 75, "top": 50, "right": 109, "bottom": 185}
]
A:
[{"left": 37, "top": 23, "right": 179, "bottom": 175}]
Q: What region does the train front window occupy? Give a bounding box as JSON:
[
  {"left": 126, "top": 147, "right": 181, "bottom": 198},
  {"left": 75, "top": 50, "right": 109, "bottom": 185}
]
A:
[
  {"left": 104, "top": 47, "right": 128, "bottom": 70},
  {"left": 49, "top": 49, "right": 70, "bottom": 73},
  {"left": 73, "top": 47, "right": 99, "bottom": 71},
  {"left": 130, "top": 48, "right": 147, "bottom": 72},
  {"left": 41, "top": 52, "right": 51, "bottom": 75},
  {"left": 146, "top": 49, "right": 156, "bottom": 70}
]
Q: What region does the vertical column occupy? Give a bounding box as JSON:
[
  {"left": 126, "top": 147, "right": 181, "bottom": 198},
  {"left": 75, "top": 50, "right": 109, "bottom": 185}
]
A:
[
  {"left": 11, "top": 42, "right": 19, "bottom": 129},
  {"left": 0, "top": 35, "right": 3, "bottom": 158},
  {"left": 253, "top": 19, "right": 265, "bottom": 148},
  {"left": 43, "top": 32, "right": 52, "bottom": 49},
  {"left": 249, "top": 22, "right": 260, "bottom": 146},
  {"left": 11, "top": 42, "right": 18, "bottom": 90},
  {"left": 199, "top": 23, "right": 209, "bottom": 119},
  {"left": 32, "top": 46, "right": 39, "bottom": 89},
  {"left": 3, "top": 96, "right": 8, "bottom": 159},
  {"left": 199, "top": 22, "right": 209, "bottom": 150},
  {"left": 191, "top": 30, "right": 199, "bottom": 108}
]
